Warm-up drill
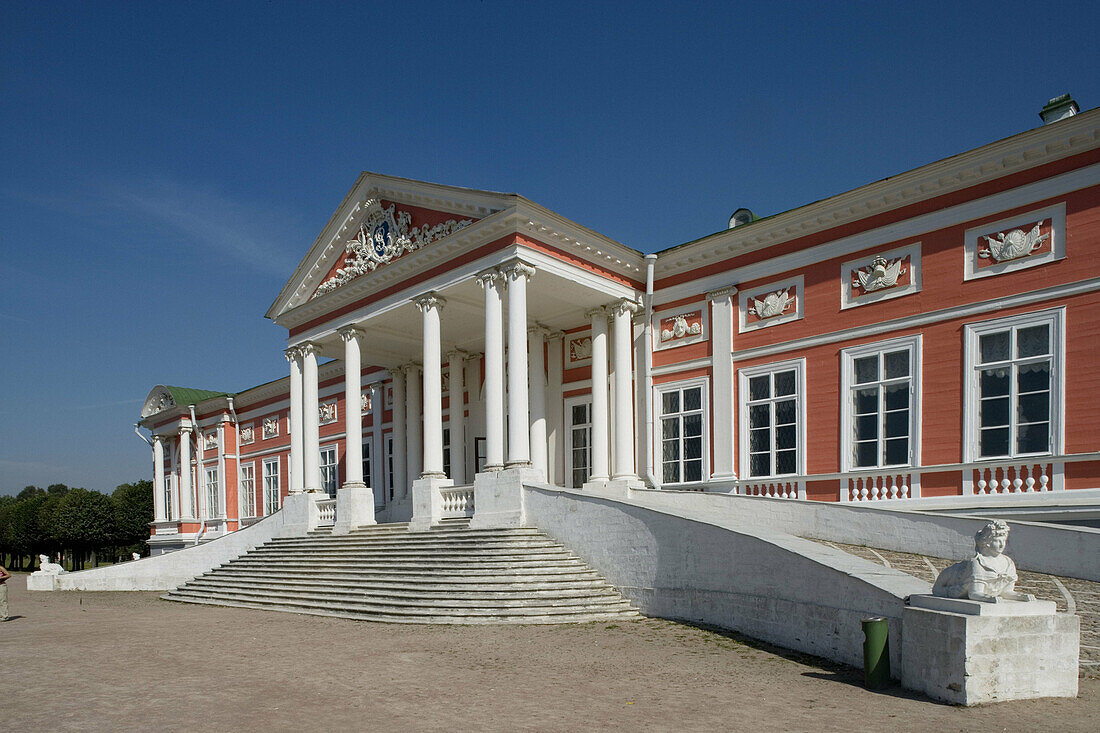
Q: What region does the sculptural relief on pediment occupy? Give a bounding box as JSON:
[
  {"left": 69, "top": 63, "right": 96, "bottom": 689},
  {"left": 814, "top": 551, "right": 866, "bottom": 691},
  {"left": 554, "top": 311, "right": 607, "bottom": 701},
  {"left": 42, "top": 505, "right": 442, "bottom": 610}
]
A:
[
  {"left": 964, "top": 203, "right": 1065, "bottom": 281},
  {"left": 841, "top": 243, "right": 921, "bottom": 309},
  {"left": 739, "top": 276, "right": 804, "bottom": 333}
]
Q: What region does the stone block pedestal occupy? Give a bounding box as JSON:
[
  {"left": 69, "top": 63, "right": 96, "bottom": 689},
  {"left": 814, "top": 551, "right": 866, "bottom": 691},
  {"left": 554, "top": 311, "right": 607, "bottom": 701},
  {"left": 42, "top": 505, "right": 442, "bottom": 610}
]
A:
[
  {"left": 331, "top": 485, "right": 377, "bottom": 535},
  {"left": 470, "top": 468, "right": 542, "bottom": 529},
  {"left": 901, "top": 595, "right": 1079, "bottom": 705},
  {"left": 409, "top": 476, "right": 454, "bottom": 531}
]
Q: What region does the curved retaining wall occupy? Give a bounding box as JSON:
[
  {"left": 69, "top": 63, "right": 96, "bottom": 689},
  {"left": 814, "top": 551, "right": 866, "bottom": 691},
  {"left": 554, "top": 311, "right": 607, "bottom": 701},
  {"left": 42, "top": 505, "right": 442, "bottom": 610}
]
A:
[
  {"left": 523, "top": 486, "right": 929, "bottom": 670},
  {"left": 629, "top": 489, "right": 1100, "bottom": 582}
]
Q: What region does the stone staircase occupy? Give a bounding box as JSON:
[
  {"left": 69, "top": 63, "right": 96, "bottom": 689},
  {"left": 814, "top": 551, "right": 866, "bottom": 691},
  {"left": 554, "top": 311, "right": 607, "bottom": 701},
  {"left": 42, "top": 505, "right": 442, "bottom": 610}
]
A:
[{"left": 162, "top": 521, "right": 642, "bottom": 624}]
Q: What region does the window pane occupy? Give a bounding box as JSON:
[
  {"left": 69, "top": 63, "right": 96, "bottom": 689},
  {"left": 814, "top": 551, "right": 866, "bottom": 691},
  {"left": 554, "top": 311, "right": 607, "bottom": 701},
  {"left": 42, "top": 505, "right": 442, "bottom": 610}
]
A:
[
  {"left": 884, "top": 350, "right": 909, "bottom": 379},
  {"left": 776, "top": 425, "right": 796, "bottom": 450},
  {"left": 749, "top": 375, "right": 770, "bottom": 401},
  {"left": 884, "top": 410, "right": 909, "bottom": 439},
  {"left": 854, "top": 441, "right": 878, "bottom": 468},
  {"left": 662, "top": 439, "right": 679, "bottom": 463},
  {"left": 749, "top": 428, "right": 770, "bottom": 452},
  {"left": 884, "top": 437, "right": 908, "bottom": 465},
  {"left": 1016, "top": 324, "right": 1050, "bottom": 358},
  {"left": 684, "top": 436, "right": 702, "bottom": 460},
  {"left": 662, "top": 417, "right": 680, "bottom": 439},
  {"left": 855, "top": 388, "right": 878, "bottom": 415},
  {"left": 979, "top": 331, "right": 1011, "bottom": 363},
  {"left": 1017, "top": 362, "right": 1050, "bottom": 394},
  {"left": 683, "top": 414, "right": 702, "bottom": 437},
  {"left": 1017, "top": 422, "right": 1050, "bottom": 454},
  {"left": 774, "top": 399, "right": 796, "bottom": 426},
  {"left": 663, "top": 462, "right": 679, "bottom": 483},
  {"left": 1017, "top": 391, "right": 1049, "bottom": 424},
  {"left": 979, "top": 427, "right": 1010, "bottom": 457},
  {"left": 572, "top": 404, "right": 587, "bottom": 424},
  {"left": 980, "top": 397, "right": 1010, "bottom": 427},
  {"left": 662, "top": 391, "right": 679, "bottom": 414},
  {"left": 854, "top": 356, "right": 878, "bottom": 384},
  {"left": 684, "top": 387, "right": 702, "bottom": 412},
  {"left": 684, "top": 460, "right": 703, "bottom": 482},
  {"left": 749, "top": 404, "right": 771, "bottom": 429},
  {"left": 775, "top": 450, "right": 796, "bottom": 475},
  {"left": 884, "top": 384, "right": 908, "bottom": 411},
  {"left": 980, "top": 368, "right": 1010, "bottom": 397},
  {"left": 750, "top": 453, "right": 770, "bottom": 477},
  {"left": 773, "top": 370, "right": 796, "bottom": 397},
  {"left": 855, "top": 415, "right": 878, "bottom": 441}
]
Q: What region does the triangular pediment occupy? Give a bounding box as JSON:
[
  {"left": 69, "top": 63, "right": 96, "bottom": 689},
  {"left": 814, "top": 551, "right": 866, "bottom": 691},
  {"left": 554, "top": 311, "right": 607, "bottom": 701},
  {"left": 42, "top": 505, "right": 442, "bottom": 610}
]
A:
[{"left": 267, "top": 173, "right": 518, "bottom": 321}]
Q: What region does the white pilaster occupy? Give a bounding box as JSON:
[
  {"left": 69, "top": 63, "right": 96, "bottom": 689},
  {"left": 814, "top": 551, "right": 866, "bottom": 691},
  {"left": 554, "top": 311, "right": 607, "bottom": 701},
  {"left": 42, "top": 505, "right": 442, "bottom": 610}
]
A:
[
  {"left": 478, "top": 270, "right": 506, "bottom": 471},
  {"left": 152, "top": 435, "right": 166, "bottom": 522},
  {"left": 528, "top": 326, "right": 548, "bottom": 477},
  {"left": 178, "top": 424, "right": 193, "bottom": 518},
  {"left": 546, "top": 332, "right": 564, "bottom": 486},
  {"left": 611, "top": 299, "right": 639, "bottom": 481},
  {"left": 391, "top": 369, "right": 408, "bottom": 500},
  {"left": 285, "top": 347, "right": 305, "bottom": 494},
  {"left": 405, "top": 363, "right": 423, "bottom": 486},
  {"left": 301, "top": 342, "right": 322, "bottom": 493},
  {"left": 369, "top": 382, "right": 383, "bottom": 494},
  {"left": 416, "top": 293, "right": 447, "bottom": 478},
  {"left": 447, "top": 349, "right": 468, "bottom": 485},
  {"left": 708, "top": 287, "right": 739, "bottom": 482},
  {"left": 587, "top": 307, "right": 610, "bottom": 483},
  {"left": 339, "top": 328, "right": 366, "bottom": 488},
  {"left": 504, "top": 261, "right": 535, "bottom": 467}
]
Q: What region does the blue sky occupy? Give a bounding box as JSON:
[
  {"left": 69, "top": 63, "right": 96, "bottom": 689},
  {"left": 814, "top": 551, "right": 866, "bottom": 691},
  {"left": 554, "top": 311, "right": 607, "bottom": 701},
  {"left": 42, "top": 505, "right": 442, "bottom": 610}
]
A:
[{"left": 2, "top": 1, "right": 1098, "bottom": 494}]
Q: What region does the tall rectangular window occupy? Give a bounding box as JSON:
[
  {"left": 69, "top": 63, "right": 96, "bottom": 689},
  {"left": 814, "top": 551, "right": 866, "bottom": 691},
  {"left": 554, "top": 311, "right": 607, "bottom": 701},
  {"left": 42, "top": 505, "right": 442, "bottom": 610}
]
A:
[
  {"left": 262, "top": 459, "right": 281, "bottom": 516},
  {"left": 842, "top": 337, "right": 920, "bottom": 470},
  {"left": 362, "top": 440, "right": 372, "bottom": 489},
  {"left": 658, "top": 382, "right": 706, "bottom": 484},
  {"left": 204, "top": 467, "right": 220, "bottom": 518},
  {"left": 568, "top": 400, "right": 592, "bottom": 489},
  {"left": 386, "top": 436, "right": 395, "bottom": 500},
  {"left": 320, "top": 446, "right": 338, "bottom": 497},
  {"left": 443, "top": 428, "right": 451, "bottom": 478},
  {"left": 240, "top": 463, "right": 256, "bottom": 518},
  {"left": 740, "top": 360, "right": 805, "bottom": 478},
  {"left": 966, "top": 310, "right": 1062, "bottom": 460}
]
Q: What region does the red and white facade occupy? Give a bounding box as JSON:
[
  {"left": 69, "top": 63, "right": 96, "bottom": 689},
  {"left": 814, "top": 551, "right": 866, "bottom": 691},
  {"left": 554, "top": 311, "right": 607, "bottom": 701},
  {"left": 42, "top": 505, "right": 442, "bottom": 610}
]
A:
[{"left": 139, "top": 101, "right": 1100, "bottom": 553}]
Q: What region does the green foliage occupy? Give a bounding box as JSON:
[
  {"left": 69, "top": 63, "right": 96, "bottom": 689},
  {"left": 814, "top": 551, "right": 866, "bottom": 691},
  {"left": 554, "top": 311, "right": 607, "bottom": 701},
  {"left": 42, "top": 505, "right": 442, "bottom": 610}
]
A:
[
  {"left": 18, "top": 485, "right": 44, "bottom": 500},
  {"left": 56, "top": 489, "right": 116, "bottom": 551},
  {"left": 112, "top": 480, "right": 154, "bottom": 548}
]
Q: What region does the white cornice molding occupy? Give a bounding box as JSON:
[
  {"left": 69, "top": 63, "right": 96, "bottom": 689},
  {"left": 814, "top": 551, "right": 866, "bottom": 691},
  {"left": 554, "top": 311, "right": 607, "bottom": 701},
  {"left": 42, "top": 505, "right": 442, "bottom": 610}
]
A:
[{"left": 655, "top": 110, "right": 1100, "bottom": 280}]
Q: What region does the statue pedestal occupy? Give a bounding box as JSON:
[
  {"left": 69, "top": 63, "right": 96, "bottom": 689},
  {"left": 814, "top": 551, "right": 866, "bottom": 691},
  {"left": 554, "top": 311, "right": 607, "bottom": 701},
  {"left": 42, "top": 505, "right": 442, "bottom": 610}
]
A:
[
  {"left": 27, "top": 572, "right": 60, "bottom": 591},
  {"left": 901, "top": 595, "right": 1079, "bottom": 705}
]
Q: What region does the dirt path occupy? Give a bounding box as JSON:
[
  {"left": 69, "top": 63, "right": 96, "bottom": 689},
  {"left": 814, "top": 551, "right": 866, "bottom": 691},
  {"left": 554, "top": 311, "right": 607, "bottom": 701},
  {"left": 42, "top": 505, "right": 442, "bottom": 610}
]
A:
[{"left": 0, "top": 576, "right": 1095, "bottom": 732}]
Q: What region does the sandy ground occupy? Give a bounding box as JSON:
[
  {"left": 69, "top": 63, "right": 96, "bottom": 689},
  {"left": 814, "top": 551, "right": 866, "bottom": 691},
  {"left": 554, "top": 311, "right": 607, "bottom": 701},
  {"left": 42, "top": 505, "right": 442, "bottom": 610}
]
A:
[{"left": 0, "top": 576, "right": 1095, "bottom": 733}]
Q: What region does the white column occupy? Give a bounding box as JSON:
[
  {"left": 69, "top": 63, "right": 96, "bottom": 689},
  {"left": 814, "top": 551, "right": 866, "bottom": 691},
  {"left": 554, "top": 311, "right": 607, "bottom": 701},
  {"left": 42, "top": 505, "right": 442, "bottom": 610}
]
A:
[
  {"left": 464, "top": 355, "right": 481, "bottom": 477},
  {"left": 340, "top": 328, "right": 366, "bottom": 488},
  {"left": 301, "top": 342, "right": 321, "bottom": 492},
  {"left": 546, "top": 332, "right": 564, "bottom": 485},
  {"left": 587, "top": 307, "right": 610, "bottom": 482},
  {"left": 416, "top": 294, "right": 447, "bottom": 478},
  {"left": 152, "top": 435, "right": 166, "bottom": 522},
  {"left": 369, "top": 383, "right": 383, "bottom": 492},
  {"left": 391, "top": 369, "right": 407, "bottom": 499},
  {"left": 611, "top": 299, "right": 639, "bottom": 480},
  {"left": 447, "top": 349, "right": 467, "bottom": 484},
  {"left": 405, "top": 363, "right": 422, "bottom": 486},
  {"left": 285, "top": 347, "right": 305, "bottom": 493},
  {"left": 708, "top": 287, "right": 738, "bottom": 481},
  {"left": 178, "top": 425, "right": 193, "bottom": 517},
  {"left": 478, "top": 270, "right": 506, "bottom": 471},
  {"left": 528, "top": 326, "right": 548, "bottom": 477},
  {"left": 504, "top": 262, "right": 535, "bottom": 467}
]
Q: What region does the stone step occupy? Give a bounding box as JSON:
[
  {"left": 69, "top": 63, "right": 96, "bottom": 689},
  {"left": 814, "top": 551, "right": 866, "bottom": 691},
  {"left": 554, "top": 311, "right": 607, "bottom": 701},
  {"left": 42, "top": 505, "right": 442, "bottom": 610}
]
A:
[
  {"left": 200, "top": 569, "right": 606, "bottom": 586},
  {"left": 223, "top": 557, "right": 589, "bottom": 571},
  {"left": 263, "top": 537, "right": 560, "bottom": 551},
  {"left": 268, "top": 528, "right": 544, "bottom": 545},
  {"left": 241, "top": 548, "right": 575, "bottom": 562}
]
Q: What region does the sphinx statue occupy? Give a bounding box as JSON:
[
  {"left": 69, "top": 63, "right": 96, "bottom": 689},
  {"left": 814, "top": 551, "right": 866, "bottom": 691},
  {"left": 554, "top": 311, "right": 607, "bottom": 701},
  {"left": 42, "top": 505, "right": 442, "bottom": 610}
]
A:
[
  {"left": 35, "top": 554, "right": 66, "bottom": 576},
  {"left": 932, "top": 520, "right": 1034, "bottom": 602}
]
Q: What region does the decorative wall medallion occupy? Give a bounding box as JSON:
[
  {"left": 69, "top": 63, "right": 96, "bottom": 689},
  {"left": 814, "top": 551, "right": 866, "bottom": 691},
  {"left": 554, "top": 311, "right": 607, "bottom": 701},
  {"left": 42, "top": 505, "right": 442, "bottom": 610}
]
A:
[
  {"left": 263, "top": 417, "right": 279, "bottom": 439},
  {"left": 653, "top": 306, "right": 707, "bottom": 351},
  {"left": 964, "top": 203, "right": 1064, "bottom": 281},
  {"left": 319, "top": 401, "right": 337, "bottom": 425},
  {"left": 314, "top": 199, "right": 473, "bottom": 297},
  {"left": 361, "top": 393, "right": 370, "bottom": 413},
  {"left": 204, "top": 432, "right": 218, "bottom": 451},
  {"left": 567, "top": 336, "right": 592, "bottom": 365},
  {"left": 239, "top": 424, "right": 255, "bottom": 445},
  {"left": 739, "top": 276, "right": 804, "bottom": 332},
  {"left": 841, "top": 243, "right": 921, "bottom": 309}
]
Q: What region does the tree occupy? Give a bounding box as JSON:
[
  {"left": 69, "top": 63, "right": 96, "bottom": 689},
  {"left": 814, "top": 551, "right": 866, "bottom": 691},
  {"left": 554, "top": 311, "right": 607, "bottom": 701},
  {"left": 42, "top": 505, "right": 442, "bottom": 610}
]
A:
[
  {"left": 56, "top": 489, "right": 115, "bottom": 569},
  {"left": 112, "top": 480, "right": 153, "bottom": 556},
  {"left": 17, "top": 485, "right": 44, "bottom": 500}
]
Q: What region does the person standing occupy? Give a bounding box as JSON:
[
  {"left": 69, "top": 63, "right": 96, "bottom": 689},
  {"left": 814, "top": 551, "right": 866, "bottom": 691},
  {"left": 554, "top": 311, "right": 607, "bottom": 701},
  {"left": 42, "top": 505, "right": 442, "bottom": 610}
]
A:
[{"left": 0, "top": 564, "right": 10, "bottom": 621}]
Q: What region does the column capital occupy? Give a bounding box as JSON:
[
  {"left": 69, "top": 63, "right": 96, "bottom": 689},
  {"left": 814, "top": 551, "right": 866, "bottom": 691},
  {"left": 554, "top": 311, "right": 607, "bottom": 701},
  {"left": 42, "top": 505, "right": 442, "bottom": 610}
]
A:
[
  {"left": 284, "top": 345, "right": 302, "bottom": 361},
  {"left": 501, "top": 260, "right": 536, "bottom": 281},
  {"left": 585, "top": 306, "right": 608, "bottom": 319},
  {"left": 475, "top": 269, "right": 505, "bottom": 287},
  {"left": 706, "top": 285, "right": 739, "bottom": 301},
  {"left": 527, "top": 323, "right": 551, "bottom": 337},
  {"left": 179, "top": 424, "right": 193, "bottom": 435},
  {"left": 153, "top": 434, "right": 165, "bottom": 445},
  {"left": 401, "top": 362, "right": 422, "bottom": 375},
  {"left": 445, "top": 347, "right": 469, "bottom": 360},
  {"left": 609, "top": 298, "right": 640, "bottom": 317},
  {"left": 413, "top": 292, "right": 446, "bottom": 312},
  {"left": 338, "top": 326, "right": 365, "bottom": 342},
  {"left": 297, "top": 341, "right": 319, "bottom": 358},
  {"left": 545, "top": 330, "right": 565, "bottom": 341}
]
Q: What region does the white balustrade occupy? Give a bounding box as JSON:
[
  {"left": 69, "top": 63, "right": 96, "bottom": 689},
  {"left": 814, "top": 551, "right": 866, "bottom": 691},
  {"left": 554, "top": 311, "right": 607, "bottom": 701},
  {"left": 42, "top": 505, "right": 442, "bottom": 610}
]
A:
[
  {"left": 846, "top": 473, "right": 913, "bottom": 502},
  {"left": 316, "top": 498, "right": 337, "bottom": 525},
  {"left": 441, "top": 485, "right": 475, "bottom": 518},
  {"left": 738, "top": 480, "right": 801, "bottom": 499},
  {"left": 969, "top": 461, "right": 1059, "bottom": 496}
]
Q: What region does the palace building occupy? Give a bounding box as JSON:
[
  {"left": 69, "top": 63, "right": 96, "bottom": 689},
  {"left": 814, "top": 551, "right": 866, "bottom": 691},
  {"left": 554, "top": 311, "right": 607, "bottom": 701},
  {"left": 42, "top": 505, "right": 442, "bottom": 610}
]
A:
[{"left": 138, "top": 96, "right": 1100, "bottom": 554}]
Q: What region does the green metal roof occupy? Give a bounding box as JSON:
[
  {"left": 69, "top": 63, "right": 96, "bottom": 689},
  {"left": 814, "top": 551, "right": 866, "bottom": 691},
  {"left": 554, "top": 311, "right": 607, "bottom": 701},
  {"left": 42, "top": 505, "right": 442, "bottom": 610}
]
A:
[{"left": 162, "top": 386, "right": 232, "bottom": 405}]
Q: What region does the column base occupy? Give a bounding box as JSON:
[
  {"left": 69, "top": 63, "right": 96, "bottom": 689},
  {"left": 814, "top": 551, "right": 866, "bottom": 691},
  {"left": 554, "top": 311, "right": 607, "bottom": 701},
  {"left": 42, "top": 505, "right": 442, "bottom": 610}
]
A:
[
  {"left": 331, "top": 484, "right": 376, "bottom": 535},
  {"left": 408, "top": 476, "right": 454, "bottom": 531},
  {"left": 482, "top": 464, "right": 504, "bottom": 473}
]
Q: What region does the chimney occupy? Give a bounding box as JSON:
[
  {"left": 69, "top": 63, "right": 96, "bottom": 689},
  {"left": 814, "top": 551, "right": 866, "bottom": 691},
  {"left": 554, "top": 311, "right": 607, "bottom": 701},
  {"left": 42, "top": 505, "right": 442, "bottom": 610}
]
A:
[{"left": 1039, "top": 94, "right": 1079, "bottom": 125}]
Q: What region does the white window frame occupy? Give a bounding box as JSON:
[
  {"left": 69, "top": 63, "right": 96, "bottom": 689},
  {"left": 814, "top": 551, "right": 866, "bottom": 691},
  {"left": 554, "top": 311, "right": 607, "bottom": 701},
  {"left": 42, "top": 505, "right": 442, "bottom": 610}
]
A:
[
  {"left": 840, "top": 335, "right": 923, "bottom": 472},
  {"left": 240, "top": 462, "right": 256, "bottom": 518},
  {"left": 204, "top": 466, "right": 221, "bottom": 519},
  {"left": 362, "top": 438, "right": 372, "bottom": 490},
  {"left": 320, "top": 444, "right": 339, "bottom": 497},
  {"left": 738, "top": 359, "right": 807, "bottom": 479},
  {"left": 385, "top": 435, "right": 395, "bottom": 501},
  {"left": 963, "top": 308, "right": 1065, "bottom": 462},
  {"left": 262, "top": 458, "right": 281, "bottom": 516},
  {"left": 565, "top": 395, "right": 593, "bottom": 489},
  {"left": 654, "top": 377, "right": 710, "bottom": 487}
]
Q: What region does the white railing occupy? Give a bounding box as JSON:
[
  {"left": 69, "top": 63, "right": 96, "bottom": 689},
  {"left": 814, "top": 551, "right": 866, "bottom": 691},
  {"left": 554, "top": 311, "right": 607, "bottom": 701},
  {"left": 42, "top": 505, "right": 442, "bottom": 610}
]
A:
[
  {"left": 844, "top": 471, "right": 918, "bottom": 502},
  {"left": 316, "top": 498, "right": 337, "bottom": 525},
  {"left": 965, "top": 460, "right": 1063, "bottom": 496},
  {"left": 736, "top": 479, "right": 803, "bottom": 499},
  {"left": 441, "top": 485, "right": 475, "bottom": 518}
]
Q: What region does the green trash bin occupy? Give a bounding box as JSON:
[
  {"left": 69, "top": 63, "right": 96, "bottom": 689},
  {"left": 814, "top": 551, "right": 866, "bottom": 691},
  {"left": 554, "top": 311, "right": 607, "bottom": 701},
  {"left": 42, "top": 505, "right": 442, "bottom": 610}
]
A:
[{"left": 861, "top": 616, "right": 890, "bottom": 689}]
